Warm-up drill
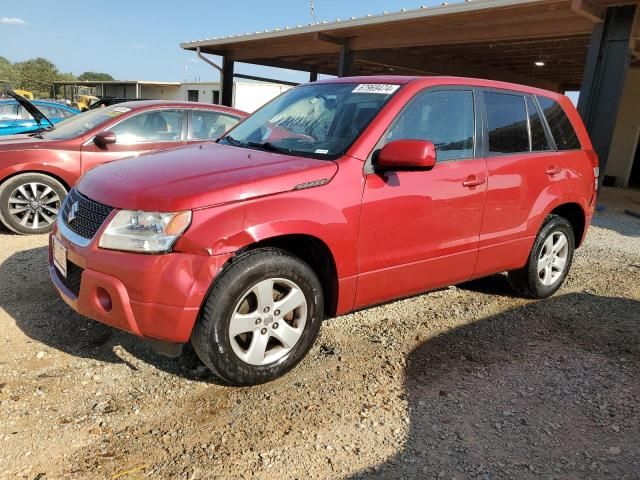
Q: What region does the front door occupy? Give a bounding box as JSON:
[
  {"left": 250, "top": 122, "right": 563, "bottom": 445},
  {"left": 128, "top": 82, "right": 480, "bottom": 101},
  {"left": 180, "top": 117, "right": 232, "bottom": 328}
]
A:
[
  {"left": 80, "top": 109, "right": 186, "bottom": 173},
  {"left": 355, "top": 88, "right": 487, "bottom": 308}
]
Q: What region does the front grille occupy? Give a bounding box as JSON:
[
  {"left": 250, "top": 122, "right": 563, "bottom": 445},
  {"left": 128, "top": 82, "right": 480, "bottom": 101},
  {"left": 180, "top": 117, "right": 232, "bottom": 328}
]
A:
[
  {"left": 60, "top": 261, "right": 84, "bottom": 297},
  {"left": 62, "top": 188, "right": 113, "bottom": 240}
]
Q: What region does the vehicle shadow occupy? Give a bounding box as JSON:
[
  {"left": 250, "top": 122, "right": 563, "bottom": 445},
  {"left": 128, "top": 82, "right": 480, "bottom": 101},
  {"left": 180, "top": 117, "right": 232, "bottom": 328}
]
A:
[
  {"left": 350, "top": 292, "right": 639, "bottom": 479},
  {"left": 0, "top": 245, "right": 217, "bottom": 382},
  {"left": 457, "top": 273, "right": 521, "bottom": 298},
  {"left": 591, "top": 210, "right": 640, "bottom": 238}
]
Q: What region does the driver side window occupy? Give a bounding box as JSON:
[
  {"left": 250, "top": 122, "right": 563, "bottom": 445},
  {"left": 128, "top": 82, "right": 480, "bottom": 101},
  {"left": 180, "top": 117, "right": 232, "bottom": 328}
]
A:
[
  {"left": 110, "top": 109, "right": 183, "bottom": 144},
  {"left": 385, "top": 90, "right": 475, "bottom": 161}
]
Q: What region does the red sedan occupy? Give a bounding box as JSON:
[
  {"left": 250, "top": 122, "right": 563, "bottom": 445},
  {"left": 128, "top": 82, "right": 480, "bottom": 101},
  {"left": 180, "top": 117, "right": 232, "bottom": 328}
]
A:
[{"left": 0, "top": 100, "right": 247, "bottom": 234}]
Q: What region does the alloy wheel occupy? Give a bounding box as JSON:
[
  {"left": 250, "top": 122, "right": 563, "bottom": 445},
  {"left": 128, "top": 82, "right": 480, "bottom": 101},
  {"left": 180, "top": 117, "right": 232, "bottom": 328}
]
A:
[
  {"left": 7, "top": 182, "right": 61, "bottom": 230},
  {"left": 537, "top": 231, "right": 569, "bottom": 286},
  {"left": 229, "top": 277, "right": 308, "bottom": 366}
]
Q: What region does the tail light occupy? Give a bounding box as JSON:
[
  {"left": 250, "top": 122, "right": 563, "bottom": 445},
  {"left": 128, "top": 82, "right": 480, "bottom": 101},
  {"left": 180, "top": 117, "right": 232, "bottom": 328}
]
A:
[{"left": 587, "top": 150, "right": 599, "bottom": 191}]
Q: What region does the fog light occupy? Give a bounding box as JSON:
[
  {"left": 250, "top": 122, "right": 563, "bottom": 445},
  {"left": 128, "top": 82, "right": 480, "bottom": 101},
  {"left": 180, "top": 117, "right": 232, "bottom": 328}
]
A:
[{"left": 96, "top": 287, "right": 112, "bottom": 312}]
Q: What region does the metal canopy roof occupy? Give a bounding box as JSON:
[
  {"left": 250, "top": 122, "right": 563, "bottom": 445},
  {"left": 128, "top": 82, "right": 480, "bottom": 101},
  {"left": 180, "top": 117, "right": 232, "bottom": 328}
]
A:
[{"left": 182, "top": 0, "right": 639, "bottom": 91}]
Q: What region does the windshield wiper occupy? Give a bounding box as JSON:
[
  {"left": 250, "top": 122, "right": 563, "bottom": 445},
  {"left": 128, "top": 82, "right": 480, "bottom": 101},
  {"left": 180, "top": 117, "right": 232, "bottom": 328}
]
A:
[
  {"left": 220, "top": 135, "right": 242, "bottom": 146},
  {"left": 221, "top": 136, "right": 293, "bottom": 155},
  {"left": 246, "top": 141, "right": 291, "bottom": 154}
]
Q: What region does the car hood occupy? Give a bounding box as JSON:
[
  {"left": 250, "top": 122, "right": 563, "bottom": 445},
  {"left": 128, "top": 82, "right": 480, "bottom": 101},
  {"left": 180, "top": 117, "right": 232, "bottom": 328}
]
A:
[
  {"left": 0, "top": 134, "right": 55, "bottom": 151},
  {"left": 77, "top": 143, "right": 339, "bottom": 211}
]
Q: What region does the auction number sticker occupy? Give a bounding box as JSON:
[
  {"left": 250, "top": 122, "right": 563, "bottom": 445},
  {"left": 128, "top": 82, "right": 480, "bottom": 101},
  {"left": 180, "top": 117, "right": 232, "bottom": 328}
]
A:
[
  {"left": 352, "top": 84, "right": 400, "bottom": 94},
  {"left": 105, "top": 106, "right": 132, "bottom": 117}
]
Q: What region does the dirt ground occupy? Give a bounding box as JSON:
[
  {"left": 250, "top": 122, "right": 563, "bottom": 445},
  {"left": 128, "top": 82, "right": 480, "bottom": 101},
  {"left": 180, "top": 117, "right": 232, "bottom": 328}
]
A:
[{"left": 0, "top": 188, "right": 639, "bottom": 479}]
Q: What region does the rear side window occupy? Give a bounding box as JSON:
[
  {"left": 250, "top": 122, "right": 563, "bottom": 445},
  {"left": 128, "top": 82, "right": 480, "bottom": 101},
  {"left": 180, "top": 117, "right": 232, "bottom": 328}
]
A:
[
  {"left": 537, "top": 96, "right": 581, "bottom": 150},
  {"left": 385, "top": 89, "right": 475, "bottom": 161},
  {"left": 526, "top": 97, "right": 550, "bottom": 151},
  {"left": 190, "top": 110, "right": 240, "bottom": 140},
  {"left": 484, "top": 91, "right": 529, "bottom": 154}
]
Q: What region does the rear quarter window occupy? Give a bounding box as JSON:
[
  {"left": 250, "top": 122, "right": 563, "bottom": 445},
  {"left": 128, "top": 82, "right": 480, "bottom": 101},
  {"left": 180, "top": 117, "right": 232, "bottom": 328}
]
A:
[{"left": 537, "top": 96, "right": 581, "bottom": 150}]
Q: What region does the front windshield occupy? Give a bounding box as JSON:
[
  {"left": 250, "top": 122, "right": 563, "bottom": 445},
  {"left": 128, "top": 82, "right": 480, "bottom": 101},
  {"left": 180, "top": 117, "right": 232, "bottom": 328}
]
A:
[
  {"left": 42, "top": 105, "right": 132, "bottom": 140},
  {"left": 220, "top": 82, "right": 401, "bottom": 158}
]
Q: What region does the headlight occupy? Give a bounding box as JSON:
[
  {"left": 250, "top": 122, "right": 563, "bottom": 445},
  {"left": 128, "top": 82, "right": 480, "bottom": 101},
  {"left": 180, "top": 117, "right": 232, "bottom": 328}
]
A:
[{"left": 98, "top": 210, "right": 191, "bottom": 253}]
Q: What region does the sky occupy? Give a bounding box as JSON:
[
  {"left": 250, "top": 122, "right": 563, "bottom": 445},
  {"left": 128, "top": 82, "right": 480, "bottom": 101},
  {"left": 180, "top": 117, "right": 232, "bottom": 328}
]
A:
[{"left": 0, "top": 0, "right": 451, "bottom": 84}]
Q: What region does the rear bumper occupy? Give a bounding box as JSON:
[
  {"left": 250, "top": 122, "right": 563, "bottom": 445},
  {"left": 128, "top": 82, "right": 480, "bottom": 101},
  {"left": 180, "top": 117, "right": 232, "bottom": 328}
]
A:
[{"left": 48, "top": 225, "right": 232, "bottom": 343}]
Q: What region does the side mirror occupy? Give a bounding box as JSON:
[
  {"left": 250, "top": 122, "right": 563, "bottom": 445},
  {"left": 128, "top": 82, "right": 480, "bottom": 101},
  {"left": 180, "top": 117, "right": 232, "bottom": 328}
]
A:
[
  {"left": 377, "top": 140, "right": 437, "bottom": 171},
  {"left": 94, "top": 130, "right": 116, "bottom": 147}
]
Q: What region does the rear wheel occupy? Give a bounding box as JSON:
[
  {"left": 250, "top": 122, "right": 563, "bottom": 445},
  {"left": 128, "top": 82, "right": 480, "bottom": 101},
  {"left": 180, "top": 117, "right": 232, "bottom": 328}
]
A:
[
  {"left": 0, "top": 173, "right": 67, "bottom": 235},
  {"left": 508, "top": 214, "right": 575, "bottom": 298},
  {"left": 191, "top": 248, "right": 324, "bottom": 386}
]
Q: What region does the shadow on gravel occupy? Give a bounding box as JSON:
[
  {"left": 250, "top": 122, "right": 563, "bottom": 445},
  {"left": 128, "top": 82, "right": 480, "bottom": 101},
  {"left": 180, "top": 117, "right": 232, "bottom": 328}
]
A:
[
  {"left": 457, "top": 274, "right": 521, "bottom": 298},
  {"left": 592, "top": 211, "right": 640, "bottom": 238},
  {"left": 352, "top": 292, "right": 640, "bottom": 479},
  {"left": 0, "top": 246, "right": 216, "bottom": 382}
]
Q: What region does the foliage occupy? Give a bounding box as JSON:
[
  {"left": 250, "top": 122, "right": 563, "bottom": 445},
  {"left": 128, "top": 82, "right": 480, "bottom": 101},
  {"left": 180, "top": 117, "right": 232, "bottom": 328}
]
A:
[
  {"left": 0, "top": 56, "right": 15, "bottom": 85},
  {"left": 78, "top": 71, "right": 114, "bottom": 81},
  {"left": 13, "top": 57, "right": 62, "bottom": 98},
  {"left": 1, "top": 57, "right": 114, "bottom": 98}
]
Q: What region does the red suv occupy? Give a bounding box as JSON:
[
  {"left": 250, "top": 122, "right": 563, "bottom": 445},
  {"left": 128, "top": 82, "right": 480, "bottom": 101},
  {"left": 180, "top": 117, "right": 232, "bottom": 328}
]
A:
[
  {"left": 49, "top": 77, "right": 598, "bottom": 386},
  {"left": 0, "top": 99, "right": 246, "bottom": 234}
]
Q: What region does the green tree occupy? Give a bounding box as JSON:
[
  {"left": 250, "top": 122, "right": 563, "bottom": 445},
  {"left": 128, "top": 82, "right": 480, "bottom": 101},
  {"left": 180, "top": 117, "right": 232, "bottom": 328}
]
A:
[
  {"left": 78, "top": 71, "right": 114, "bottom": 81},
  {"left": 14, "top": 57, "right": 60, "bottom": 98},
  {"left": 0, "top": 56, "right": 16, "bottom": 85}
]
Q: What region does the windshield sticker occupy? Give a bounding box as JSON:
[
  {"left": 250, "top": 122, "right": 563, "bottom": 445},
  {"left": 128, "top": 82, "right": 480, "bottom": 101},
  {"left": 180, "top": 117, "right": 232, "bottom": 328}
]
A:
[
  {"left": 352, "top": 84, "right": 400, "bottom": 95},
  {"left": 314, "top": 149, "right": 329, "bottom": 154}
]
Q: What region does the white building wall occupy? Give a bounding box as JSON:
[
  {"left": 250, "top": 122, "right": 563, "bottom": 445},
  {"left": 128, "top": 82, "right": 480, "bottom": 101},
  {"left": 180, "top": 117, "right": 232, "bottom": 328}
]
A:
[{"left": 233, "top": 82, "right": 291, "bottom": 112}]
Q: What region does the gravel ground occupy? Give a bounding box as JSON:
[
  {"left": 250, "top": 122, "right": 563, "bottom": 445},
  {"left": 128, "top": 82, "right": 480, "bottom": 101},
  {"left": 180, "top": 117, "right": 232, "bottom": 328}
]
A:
[{"left": 0, "top": 199, "right": 638, "bottom": 479}]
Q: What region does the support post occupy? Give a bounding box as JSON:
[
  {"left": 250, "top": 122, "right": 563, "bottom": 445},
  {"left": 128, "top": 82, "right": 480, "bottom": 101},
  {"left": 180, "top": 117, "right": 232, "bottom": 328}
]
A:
[
  {"left": 338, "top": 40, "right": 354, "bottom": 77},
  {"left": 221, "top": 56, "right": 235, "bottom": 107},
  {"left": 309, "top": 68, "right": 318, "bottom": 82},
  {"left": 577, "top": 5, "right": 636, "bottom": 178}
]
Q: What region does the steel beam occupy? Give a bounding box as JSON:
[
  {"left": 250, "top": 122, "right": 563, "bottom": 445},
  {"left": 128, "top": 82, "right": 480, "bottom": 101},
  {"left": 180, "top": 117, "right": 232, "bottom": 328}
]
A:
[
  {"left": 221, "top": 56, "right": 235, "bottom": 107},
  {"left": 578, "top": 5, "right": 636, "bottom": 180},
  {"left": 338, "top": 40, "right": 354, "bottom": 77},
  {"left": 233, "top": 73, "right": 299, "bottom": 87}
]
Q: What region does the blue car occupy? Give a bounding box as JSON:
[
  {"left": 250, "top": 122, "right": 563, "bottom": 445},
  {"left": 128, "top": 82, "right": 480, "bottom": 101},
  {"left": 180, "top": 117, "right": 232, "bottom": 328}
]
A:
[{"left": 0, "top": 98, "right": 79, "bottom": 135}]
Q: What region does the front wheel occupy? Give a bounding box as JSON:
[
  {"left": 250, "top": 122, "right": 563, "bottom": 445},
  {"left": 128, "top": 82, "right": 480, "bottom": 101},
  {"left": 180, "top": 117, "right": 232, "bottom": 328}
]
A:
[
  {"left": 508, "top": 214, "right": 575, "bottom": 299},
  {"left": 0, "top": 173, "right": 67, "bottom": 235},
  {"left": 191, "top": 248, "right": 324, "bottom": 386}
]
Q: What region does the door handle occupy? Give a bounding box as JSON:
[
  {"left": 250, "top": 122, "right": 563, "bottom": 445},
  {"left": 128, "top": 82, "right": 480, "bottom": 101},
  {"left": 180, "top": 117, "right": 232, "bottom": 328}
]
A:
[
  {"left": 545, "top": 166, "right": 562, "bottom": 176},
  {"left": 462, "top": 177, "right": 486, "bottom": 188}
]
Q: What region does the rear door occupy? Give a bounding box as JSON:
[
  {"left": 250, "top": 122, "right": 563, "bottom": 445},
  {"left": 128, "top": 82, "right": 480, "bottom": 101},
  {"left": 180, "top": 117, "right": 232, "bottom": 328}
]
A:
[
  {"left": 355, "top": 88, "right": 488, "bottom": 307},
  {"left": 475, "top": 90, "right": 567, "bottom": 277},
  {"left": 187, "top": 109, "right": 242, "bottom": 144},
  {"left": 80, "top": 108, "right": 187, "bottom": 173}
]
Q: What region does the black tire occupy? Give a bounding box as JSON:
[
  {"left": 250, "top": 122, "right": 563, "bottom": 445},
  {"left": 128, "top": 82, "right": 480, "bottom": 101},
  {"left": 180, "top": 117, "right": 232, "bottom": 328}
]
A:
[
  {"left": 0, "top": 173, "right": 67, "bottom": 235},
  {"left": 508, "top": 214, "right": 575, "bottom": 299},
  {"left": 191, "top": 248, "right": 324, "bottom": 386}
]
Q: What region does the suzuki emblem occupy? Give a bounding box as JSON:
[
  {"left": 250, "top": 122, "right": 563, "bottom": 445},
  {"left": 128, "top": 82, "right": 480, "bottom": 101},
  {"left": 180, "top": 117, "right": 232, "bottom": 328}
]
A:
[{"left": 68, "top": 202, "right": 79, "bottom": 223}]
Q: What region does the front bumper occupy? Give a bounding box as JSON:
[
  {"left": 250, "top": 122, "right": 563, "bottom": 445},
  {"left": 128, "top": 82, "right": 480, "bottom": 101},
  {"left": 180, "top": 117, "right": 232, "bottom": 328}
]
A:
[{"left": 48, "top": 222, "right": 232, "bottom": 343}]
